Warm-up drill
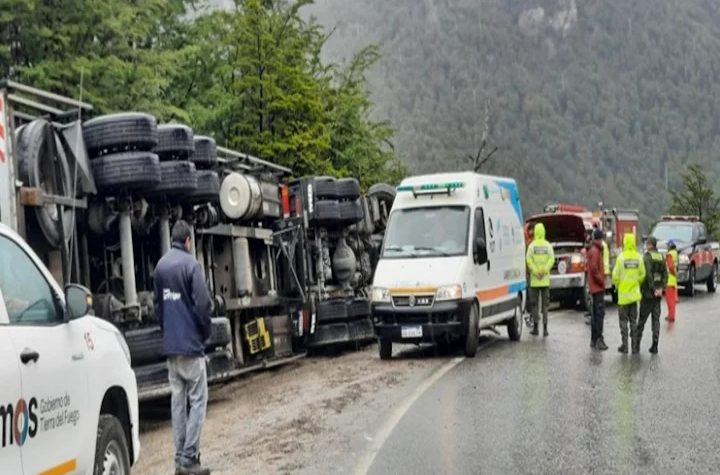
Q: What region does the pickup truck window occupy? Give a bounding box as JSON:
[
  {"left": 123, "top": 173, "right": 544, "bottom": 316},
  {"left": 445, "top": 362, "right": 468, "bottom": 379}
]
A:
[
  {"left": 698, "top": 224, "right": 707, "bottom": 241},
  {"left": 651, "top": 223, "right": 694, "bottom": 243},
  {"left": 0, "top": 235, "right": 60, "bottom": 324}
]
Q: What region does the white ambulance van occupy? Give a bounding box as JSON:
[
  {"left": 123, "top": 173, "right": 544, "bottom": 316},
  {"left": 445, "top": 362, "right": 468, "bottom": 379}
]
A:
[
  {"left": 0, "top": 223, "right": 139, "bottom": 474},
  {"left": 371, "top": 172, "right": 527, "bottom": 359}
]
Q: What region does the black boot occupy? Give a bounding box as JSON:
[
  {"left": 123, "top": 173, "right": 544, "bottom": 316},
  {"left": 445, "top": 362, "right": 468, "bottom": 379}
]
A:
[
  {"left": 649, "top": 339, "right": 658, "bottom": 354},
  {"left": 543, "top": 324, "right": 549, "bottom": 337},
  {"left": 631, "top": 338, "right": 640, "bottom": 354},
  {"left": 596, "top": 338, "right": 608, "bottom": 351},
  {"left": 531, "top": 323, "right": 539, "bottom": 335},
  {"left": 618, "top": 337, "right": 628, "bottom": 354}
]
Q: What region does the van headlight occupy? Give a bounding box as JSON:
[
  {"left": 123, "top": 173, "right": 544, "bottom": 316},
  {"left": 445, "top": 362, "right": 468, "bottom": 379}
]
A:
[
  {"left": 115, "top": 332, "right": 132, "bottom": 365},
  {"left": 371, "top": 287, "right": 391, "bottom": 303},
  {"left": 436, "top": 284, "right": 462, "bottom": 301},
  {"left": 679, "top": 254, "right": 690, "bottom": 265}
]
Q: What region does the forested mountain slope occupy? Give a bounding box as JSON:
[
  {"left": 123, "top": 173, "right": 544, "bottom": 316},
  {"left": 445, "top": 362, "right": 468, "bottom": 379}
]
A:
[{"left": 307, "top": 0, "right": 720, "bottom": 223}]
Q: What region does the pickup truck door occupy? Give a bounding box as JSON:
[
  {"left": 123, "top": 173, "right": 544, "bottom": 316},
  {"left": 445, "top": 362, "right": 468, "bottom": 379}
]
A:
[
  {"left": 0, "top": 233, "right": 91, "bottom": 475},
  {"left": 0, "top": 325, "right": 24, "bottom": 475}
]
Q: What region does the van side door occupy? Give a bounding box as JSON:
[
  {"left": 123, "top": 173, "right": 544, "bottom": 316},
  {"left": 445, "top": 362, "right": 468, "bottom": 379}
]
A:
[
  {"left": 0, "top": 234, "right": 91, "bottom": 474},
  {"left": 0, "top": 323, "right": 24, "bottom": 475}
]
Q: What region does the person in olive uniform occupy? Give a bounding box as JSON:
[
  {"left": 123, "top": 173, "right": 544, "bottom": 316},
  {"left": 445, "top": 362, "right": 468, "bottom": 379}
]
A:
[{"left": 637, "top": 236, "right": 667, "bottom": 354}]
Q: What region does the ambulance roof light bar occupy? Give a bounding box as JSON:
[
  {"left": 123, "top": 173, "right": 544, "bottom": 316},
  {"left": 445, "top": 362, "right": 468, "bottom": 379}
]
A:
[{"left": 396, "top": 181, "right": 465, "bottom": 198}]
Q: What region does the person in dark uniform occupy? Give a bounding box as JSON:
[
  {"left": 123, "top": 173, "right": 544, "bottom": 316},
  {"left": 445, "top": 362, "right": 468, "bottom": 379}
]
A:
[{"left": 636, "top": 236, "right": 667, "bottom": 354}]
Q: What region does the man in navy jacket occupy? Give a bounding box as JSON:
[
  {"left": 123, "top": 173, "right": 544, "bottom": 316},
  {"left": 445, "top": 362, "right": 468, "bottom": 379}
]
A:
[{"left": 154, "top": 220, "right": 212, "bottom": 475}]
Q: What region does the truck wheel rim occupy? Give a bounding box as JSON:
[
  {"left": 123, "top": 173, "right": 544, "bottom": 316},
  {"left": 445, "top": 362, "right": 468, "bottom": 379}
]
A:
[{"left": 103, "top": 440, "right": 125, "bottom": 475}]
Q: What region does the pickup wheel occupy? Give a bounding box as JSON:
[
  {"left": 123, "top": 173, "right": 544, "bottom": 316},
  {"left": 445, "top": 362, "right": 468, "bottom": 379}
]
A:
[
  {"left": 464, "top": 303, "right": 480, "bottom": 357},
  {"left": 378, "top": 338, "right": 392, "bottom": 360},
  {"left": 684, "top": 265, "right": 696, "bottom": 297},
  {"left": 707, "top": 261, "right": 718, "bottom": 293},
  {"left": 93, "top": 414, "right": 131, "bottom": 475},
  {"left": 507, "top": 295, "right": 523, "bottom": 341}
]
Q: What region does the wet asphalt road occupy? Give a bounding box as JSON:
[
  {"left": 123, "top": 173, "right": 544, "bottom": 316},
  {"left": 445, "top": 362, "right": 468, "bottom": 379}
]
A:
[{"left": 366, "top": 290, "right": 720, "bottom": 475}]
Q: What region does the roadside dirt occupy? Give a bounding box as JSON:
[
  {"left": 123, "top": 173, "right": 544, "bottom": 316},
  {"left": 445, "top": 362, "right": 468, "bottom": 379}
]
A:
[{"left": 135, "top": 345, "right": 452, "bottom": 475}]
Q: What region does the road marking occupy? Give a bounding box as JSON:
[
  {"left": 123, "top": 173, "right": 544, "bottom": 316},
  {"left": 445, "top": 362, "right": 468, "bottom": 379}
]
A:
[{"left": 355, "top": 339, "right": 498, "bottom": 475}]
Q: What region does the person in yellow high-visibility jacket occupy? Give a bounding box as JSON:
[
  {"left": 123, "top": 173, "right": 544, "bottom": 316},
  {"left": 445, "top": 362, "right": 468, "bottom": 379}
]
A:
[
  {"left": 526, "top": 223, "right": 555, "bottom": 337},
  {"left": 612, "top": 233, "right": 646, "bottom": 354}
]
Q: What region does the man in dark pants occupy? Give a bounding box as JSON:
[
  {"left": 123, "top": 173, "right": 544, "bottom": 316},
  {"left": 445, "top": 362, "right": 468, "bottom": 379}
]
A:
[
  {"left": 154, "top": 220, "right": 213, "bottom": 475},
  {"left": 637, "top": 236, "right": 667, "bottom": 354},
  {"left": 583, "top": 228, "right": 594, "bottom": 326},
  {"left": 587, "top": 229, "right": 609, "bottom": 350}
]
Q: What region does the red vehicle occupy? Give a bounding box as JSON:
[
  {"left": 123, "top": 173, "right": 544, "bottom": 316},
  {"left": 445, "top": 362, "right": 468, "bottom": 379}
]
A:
[
  {"left": 648, "top": 215, "right": 719, "bottom": 296},
  {"left": 525, "top": 204, "right": 640, "bottom": 309}
]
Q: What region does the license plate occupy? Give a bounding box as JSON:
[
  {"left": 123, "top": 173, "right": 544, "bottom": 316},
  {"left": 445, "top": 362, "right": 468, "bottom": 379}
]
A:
[{"left": 401, "top": 326, "right": 423, "bottom": 338}]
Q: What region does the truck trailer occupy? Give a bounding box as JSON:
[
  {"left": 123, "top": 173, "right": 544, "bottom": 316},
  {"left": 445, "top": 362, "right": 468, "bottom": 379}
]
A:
[{"left": 0, "top": 79, "right": 393, "bottom": 402}]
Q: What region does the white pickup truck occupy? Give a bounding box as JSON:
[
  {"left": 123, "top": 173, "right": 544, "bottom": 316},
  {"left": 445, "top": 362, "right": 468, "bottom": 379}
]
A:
[{"left": 0, "top": 224, "right": 139, "bottom": 475}]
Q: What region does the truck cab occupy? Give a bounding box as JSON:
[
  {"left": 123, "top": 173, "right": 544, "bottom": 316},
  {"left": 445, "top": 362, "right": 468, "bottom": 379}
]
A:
[
  {"left": 650, "top": 215, "right": 718, "bottom": 296},
  {"left": 370, "top": 172, "right": 526, "bottom": 359},
  {"left": 0, "top": 223, "right": 139, "bottom": 475}
]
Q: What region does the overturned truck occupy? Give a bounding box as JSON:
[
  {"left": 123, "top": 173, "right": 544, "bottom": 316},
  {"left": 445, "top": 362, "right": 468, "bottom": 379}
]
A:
[{"left": 0, "top": 80, "right": 394, "bottom": 402}]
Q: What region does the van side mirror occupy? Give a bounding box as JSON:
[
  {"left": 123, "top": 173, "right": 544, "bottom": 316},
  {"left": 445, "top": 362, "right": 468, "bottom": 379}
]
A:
[
  {"left": 64, "top": 284, "right": 92, "bottom": 320},
  {"left": 697, "top": 236, "right": 707, "bottom": 245},
  {"left": 474, "top": 237, "right": 488, "bottom": 265}
]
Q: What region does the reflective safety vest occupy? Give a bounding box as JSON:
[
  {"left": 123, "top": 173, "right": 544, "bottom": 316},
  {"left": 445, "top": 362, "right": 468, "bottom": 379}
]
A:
[
  {"left": 648, "top": 250, "right": 665, "bottom": 287},
  {"left": 612, "top": 252, "right": 646, "bottom": 305},
  {"left": 667, "top": 249, "right": 678, "bottom": 287},
  {"left": 602, "top": 241, "right": 610, "bottom": 275}
]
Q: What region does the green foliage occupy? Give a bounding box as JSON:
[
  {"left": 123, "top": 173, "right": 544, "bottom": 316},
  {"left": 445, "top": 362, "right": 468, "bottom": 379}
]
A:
[
  {"left": 307, "top": 0, "right": 720, "bottom": 223},
  {"left": 668, "top": 163, "right": 720, "bottom": 237},
  {"left": 0, "top": 0, "right": 401, "bottom": 188}
]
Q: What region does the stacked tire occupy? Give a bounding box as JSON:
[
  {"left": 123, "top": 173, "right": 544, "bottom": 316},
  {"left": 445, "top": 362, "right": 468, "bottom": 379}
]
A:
[
  {"left": 83, "top": 113, "right": 162, "bottom": 196},
  {"left": 308, "top": 297, "right": 375, "bottom": 348},
  {"left": 146, "top": 124, "right": 199, "bottom": 201},
  {"left": 188, "top": 135, "right": 221, "bottom": 205},
  {"left": 310, "top": 176, "right": 364, "bottom": 227}
]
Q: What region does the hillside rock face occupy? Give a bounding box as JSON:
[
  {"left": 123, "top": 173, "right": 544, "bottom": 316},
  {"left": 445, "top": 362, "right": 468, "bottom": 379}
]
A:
[{"left": 307, "top": 0, "right": 720, "bottom": 223}]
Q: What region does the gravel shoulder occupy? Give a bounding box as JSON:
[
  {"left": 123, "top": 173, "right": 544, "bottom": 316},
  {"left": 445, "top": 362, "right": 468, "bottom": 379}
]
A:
[{"left": 135, "top": 345, "right": 454, "bottom": 475}]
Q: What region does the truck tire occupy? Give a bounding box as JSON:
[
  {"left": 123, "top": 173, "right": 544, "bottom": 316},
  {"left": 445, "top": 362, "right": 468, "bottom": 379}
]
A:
[
  {"left": 155, "top": 124, "right": 195, "bottom": 160},
  {"left": 464, "top": 303, "right": 480, "bottom": 357},
  {"left": 83, "top": 112, "right": 158, "bottom": 157},
  {"left": 313, "top": 176, "right": 338, "bottom": 199},
  {"left": 93, "top": 414, "right": 131, "bottom": 475},
  {"left": 15, "top": 118, "right": 74, "bottom": 249},
  {"left": 91, "top": 151, "right": 162, "bottom": 193},
  {"left": 312, "top": 199, "right": 341, "bottom": 225},
  {"left": 339, "top": 199, "right": 364, "bottom": 224},
  {"left": 337, "top": 178, "right": 361, "bottom": 200},
  {"left": 507, "top": 295, "right": 523, "bottom": 341},
  {"left": 192, "top": 135, "right": 218, "bottom": 167},
  {"left": 349, "top": 297, "right": 371, "bottom": 318},
  {"left": 190, "top": 170, "right": 221, "bottom": 203},
  {"left": 145, "top": 161, "right": 198, "bottom": 198},
  {"left": 124, "top": 327, "right": 163, "bottom": 365},
  {"left": 317, "top": 299, "right": 349, "bottom": 323},
  {"left": 207, "top": 317, "right": 232, "bottom": 347},
  {"left": 368, "top": 183, "right": 396, "bottom": 206},
  {"left": 707, "top": 261, "right": 718, "bottom": 293},
  {"left": 378, "top": 338, "right": 392, "bottom": 360}
]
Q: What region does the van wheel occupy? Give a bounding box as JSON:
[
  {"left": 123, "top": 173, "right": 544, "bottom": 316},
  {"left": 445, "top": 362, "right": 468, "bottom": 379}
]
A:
[
  {"left": 507, "top": 296, "right": 523, "bottom": 342},
  {"left": 94, "top": 414, "right": 131, "bottom": 475},
  {"left": 464, "top": 304, "right": 480, "bottom": 357},
  {"left": 378, "top": 339, "right": 392, "bottom": 360}
]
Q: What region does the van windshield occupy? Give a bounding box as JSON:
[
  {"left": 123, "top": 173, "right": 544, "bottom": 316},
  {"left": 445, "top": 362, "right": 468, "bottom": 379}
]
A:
[
  {"left": 651, "top": 223, "right": 694, "bottom": 243},
  {"left": 382, "top": 206, "right": 470, "bottom": 258}
]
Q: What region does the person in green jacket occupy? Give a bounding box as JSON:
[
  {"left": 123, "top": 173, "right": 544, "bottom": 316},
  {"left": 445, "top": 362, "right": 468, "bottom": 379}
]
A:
[
  {"left": 611, "top": 233, "right": 646, "bottom": 354},
  {"left": 637, "top": 236, "right": 667, "bottom": 354},
  {"left": 526, "top": 223, "right": 555, "bottom": 337}
]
